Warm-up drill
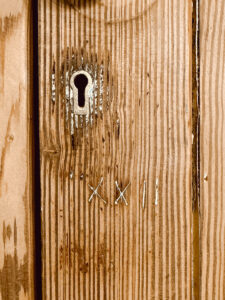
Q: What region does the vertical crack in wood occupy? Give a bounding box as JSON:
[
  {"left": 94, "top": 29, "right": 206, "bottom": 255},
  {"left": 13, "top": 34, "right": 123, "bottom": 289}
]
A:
[
  {"left": 32, "top": 0, "right": 42, "bottom": 298},
  {"left": 192, "top": 0, "right": 200, "bottom": 299}
]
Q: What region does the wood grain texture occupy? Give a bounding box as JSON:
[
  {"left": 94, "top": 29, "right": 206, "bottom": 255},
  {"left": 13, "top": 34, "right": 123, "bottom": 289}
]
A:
[
  {"left": 200, "top": 1, "right": 225, "bottom": 299},
  {"left": 39, "top": 0, "right": 192, "bottom": 299},
  {"left": 0, "top": 0, "right": 34, "bottom": 299}
]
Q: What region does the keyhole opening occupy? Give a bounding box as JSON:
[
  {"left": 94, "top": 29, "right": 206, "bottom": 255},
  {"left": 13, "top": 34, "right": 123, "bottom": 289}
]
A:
[{"left": 74, "top": 74, "right": 88, "bottom": 108}]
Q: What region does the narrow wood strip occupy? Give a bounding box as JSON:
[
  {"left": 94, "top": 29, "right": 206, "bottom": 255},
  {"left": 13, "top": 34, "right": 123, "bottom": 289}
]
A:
[
  {"left": 200, "top": 1, "right": 225, "bottom": 299},
  {"left": 192, "top": 0, "right": 200, "bottom": 298},
  {"left": 0, "top": 1, "right": 34, "bottom": 299}
]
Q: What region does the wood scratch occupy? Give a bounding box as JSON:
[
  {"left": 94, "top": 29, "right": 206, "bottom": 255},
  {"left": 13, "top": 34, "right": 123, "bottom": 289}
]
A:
[
  {"left": 115, "top": 181, "right": 130, "bottom": 206},
  {"left": 88, "top": 177, "right": 107, "bottom": 204}
]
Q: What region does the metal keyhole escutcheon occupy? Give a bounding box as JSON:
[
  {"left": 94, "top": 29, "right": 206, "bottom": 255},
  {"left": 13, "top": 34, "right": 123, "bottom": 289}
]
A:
[{"left": 70, "top": 70, "right": 93, "bottom": 116}]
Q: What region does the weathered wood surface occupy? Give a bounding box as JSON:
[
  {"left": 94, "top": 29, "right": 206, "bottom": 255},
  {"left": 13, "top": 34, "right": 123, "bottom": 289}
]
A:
[
  {"left": 39, "top": 0, "right": 192, "bottom": 299},
  {"left": 200, "top": 1, "right": 225, "bottom": 299},
  {"left": 0, "top": 0, "right": 34, "bottom": 299}
]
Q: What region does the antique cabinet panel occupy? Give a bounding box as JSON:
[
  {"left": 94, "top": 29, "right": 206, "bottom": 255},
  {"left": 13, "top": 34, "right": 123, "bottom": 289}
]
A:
[{"left": 39, "top": 0, "right": 192, "bottom": 299}]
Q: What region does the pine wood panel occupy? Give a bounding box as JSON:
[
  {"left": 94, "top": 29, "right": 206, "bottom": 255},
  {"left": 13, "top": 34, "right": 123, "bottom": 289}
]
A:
[
  {"left": 0, "top": 1, "right": 34, "bottom": 299},
  {"left": 39, "top": 0, "right": 192, "bottom": 299},
  {"left": 200, "top": 1, "right": 225, "bottom": 299}
]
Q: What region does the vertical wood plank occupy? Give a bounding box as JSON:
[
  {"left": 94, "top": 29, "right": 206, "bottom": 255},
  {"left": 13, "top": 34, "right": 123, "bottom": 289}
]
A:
[
  {"left": 200, "top": 1, "right": 225, "bottom": 299},
  {"left": 39, "top": 0, "right": 192, "bottom": 299},
  {"left": 0, "top": 0, "right": 34, "bottom": 299},
  {"left": 192, "top": 0, "right": 200, "bottom": 299}
]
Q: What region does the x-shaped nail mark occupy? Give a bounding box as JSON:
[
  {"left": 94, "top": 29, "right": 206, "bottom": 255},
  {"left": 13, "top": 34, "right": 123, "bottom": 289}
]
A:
[
  {"left": 88, "top": 177, "right": 107, "bottom": 204},
  {"left": 115, "top": 181, "right": 130, "bottom": 206}
]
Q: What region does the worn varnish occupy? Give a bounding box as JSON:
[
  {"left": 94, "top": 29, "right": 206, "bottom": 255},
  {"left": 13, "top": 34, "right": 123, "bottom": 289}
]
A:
[
  {"left": 0, "top": 1, "right": 34, "bottom": 299},
  {"left": 39, "top": 0, "right": 192, "bottom": 299},
  {"left": 200, "top": 1, "right": 225, "bottom": 299}
]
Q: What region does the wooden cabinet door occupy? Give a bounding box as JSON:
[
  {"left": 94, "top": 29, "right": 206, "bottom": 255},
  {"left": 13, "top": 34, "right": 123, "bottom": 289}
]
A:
[
  {"left": 39, "top": 1, "right": 192, "bottom": 299},
  {"left": 2, "top": 0, "right": 225, "bottom": 299}
]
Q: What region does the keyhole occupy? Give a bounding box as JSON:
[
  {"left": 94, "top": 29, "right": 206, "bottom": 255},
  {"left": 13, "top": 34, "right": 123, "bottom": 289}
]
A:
[{"left": 74, "top": 74, "right": 88, "bottom": 108}]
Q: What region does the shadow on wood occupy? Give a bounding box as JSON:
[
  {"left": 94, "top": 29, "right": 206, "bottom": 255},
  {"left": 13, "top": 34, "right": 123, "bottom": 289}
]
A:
[{"left": 64, "top": 0, "right": 98, "bottom": 8}]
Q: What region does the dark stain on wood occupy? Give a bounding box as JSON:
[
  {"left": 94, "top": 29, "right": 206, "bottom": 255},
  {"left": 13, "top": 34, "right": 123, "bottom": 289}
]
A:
[
  {"left": 0, "top": 14, "right": 21, "bottom": 37},
  {"left": 59, "top": 241, "right": 108, "bottom": 274},
  {"left": 63, "top": 0, "right": 98, "bottom": 8},
  {"left": 63, "top": 0, "right": 157, "bottom": 25},
  {"left": 3, "top": 222, "right": 14, "bottom": 246},
  {"left": 74, "top": 245, "right": 89, "bottom": 274},
  {"left": 0, "top": 14, "right": 21, "bottom": 93},
  {"left": 6, "top": 224, "right": 12, "bottom": 240},
  {"left": 59, "top": 238, "right": 69, "bottom": 270},
  {"left": 0, "top": 253, "right": 29, "bottom": 300},
  {"left": 0, "top": 219, "right": 28, "bottom": 300}
]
